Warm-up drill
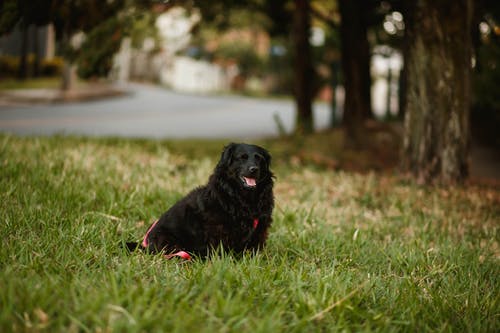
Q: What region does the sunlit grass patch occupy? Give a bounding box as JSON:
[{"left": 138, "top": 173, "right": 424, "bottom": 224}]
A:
[{"left": 0, "top": 134, "right": 498, "bottom": 332}]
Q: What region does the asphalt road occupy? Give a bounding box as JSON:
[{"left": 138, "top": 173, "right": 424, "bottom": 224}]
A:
[
  {"left": 2, "top": 83, "right": 499, "bottom": 179},
  {"left": 0, "top": 83, "right": 332, "bottom": 139}
]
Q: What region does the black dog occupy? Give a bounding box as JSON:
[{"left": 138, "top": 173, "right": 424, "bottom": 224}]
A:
[{"left": 127, "top": 143, "right": 274, "bottom": 259}]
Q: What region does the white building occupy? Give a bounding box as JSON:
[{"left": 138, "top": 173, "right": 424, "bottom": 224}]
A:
[{"left": 112, "top": 6, "right": 230, "bottom": 93}]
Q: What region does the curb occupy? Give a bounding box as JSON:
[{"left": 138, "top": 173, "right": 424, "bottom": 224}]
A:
[{"left": 0, "top": 86, "right": 127, "bottom": 106}]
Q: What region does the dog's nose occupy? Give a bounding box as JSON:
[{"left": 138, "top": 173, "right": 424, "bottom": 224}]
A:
[{"left": 249, "top": 166, "right": 259, "bottom": 174}]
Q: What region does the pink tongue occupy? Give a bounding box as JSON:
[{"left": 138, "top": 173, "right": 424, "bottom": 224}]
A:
[{"left": 244, "top": 177, "right": 256, "bottom": 187}]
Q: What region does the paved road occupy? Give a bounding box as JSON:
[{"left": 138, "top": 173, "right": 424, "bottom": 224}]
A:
[{"left": 0, "top": 83, "right": 332, "bottom": 139}]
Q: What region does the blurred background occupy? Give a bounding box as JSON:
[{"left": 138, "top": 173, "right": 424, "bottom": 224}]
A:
[{"left": 0, "top": 0, "right": 499, "bottom": 183}]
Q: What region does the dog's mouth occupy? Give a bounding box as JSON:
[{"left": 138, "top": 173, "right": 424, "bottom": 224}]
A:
[{"left": 241, "top": 176, "right": 257, "bottom": 188}]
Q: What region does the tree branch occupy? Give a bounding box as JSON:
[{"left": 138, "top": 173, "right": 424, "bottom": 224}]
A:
[{"left": 310, "top": 5, "right": 339, "bottom": 29}]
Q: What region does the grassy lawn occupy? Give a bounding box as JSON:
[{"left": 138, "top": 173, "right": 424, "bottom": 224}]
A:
[
  {"left": 0, "top": 134, "right": 498, "bottom": 332},
  {"left": 0, "top": 77, "right": 92, "bottom": 91},
  {"left": 0, "top": 77, "right": 62, "bottom": 90}
]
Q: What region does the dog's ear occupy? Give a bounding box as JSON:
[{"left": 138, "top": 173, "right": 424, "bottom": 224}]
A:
[
  {"left": 260, "top": 147, "right": 272, "bottom": 167},
  {"left": 219, "top": 143, "right": 237, "bottom": 167}
]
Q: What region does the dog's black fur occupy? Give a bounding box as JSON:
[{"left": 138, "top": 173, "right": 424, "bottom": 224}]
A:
[{"left": 127, "top": 143, "right": 274, "bottom": 258}]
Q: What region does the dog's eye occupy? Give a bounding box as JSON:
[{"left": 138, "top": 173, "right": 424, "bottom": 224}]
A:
[
  {"left": 240, "top": 154, "right": 248, "bottom": 160},
  {"left": 254, "top": 154, "right": 262, "bottom": 161}
]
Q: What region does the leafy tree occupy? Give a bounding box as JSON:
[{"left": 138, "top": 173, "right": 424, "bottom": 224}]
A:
[
  {"left": 0, "top": 0, "right": 151, "bottom": 85},
  {"left": 193, "top": 0, "right": 316, "bottom": 134},
  {"left": 50, "top": 0, "right": 130, "bottom": 88},
  {"left": 76, "top": 17, "right": 125, "bottom": 79},
  {"left": 213, "top": 41, "right": 265, "bottom": 78},
  {"left": 0, "top": 0, "right": 20, "bottom": 35},
  {"left": 0, "top": 0, "right": 52, "bottom": 78}
]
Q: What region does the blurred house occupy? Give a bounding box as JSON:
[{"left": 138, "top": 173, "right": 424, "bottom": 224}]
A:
[
  {"left": 0, "top": 24, "right": 55, "bottom": 59},
  {"left": 371, "top": 45, "right": 403, "bottom": 118},
  {"left": 112, "top": 6, "right": 232, "bottom": 93}
]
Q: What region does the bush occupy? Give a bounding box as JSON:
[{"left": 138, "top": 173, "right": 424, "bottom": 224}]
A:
[
  {"left": 0, "top": 55, "right": 63, "bottom": 78},
  {"left": 40, "top": 57, "right": 64, "bottom": 76},
  {"left": 214, "top": 41, "right": 266, "bottom": 77},
  {"left": 0, "top": 55, "right": 20, "bottom": 77}
]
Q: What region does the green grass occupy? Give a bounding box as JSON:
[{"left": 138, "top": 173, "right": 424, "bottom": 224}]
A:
[
  {"left": 0, "top": 77, "right": 92, "bottom": 91},
  {"left": 0, "top": 77, "right": 62, "bottom": 90},
  {"left": 1, "top": 134, "right": 498, "bottom": 332}
]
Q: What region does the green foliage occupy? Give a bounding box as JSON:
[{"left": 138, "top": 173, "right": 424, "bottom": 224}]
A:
[
  {"left": 129, "top": 11, "right": 160, "bottom": 50},
  {"left": 0, "top": 0, "right": 19, "bottom": 34},
  {"left": 0, "top": 77, "right": 61, "bottom": 90},
  {"left": 75, "top": 7, "right": 160, "bottom": 79},
  {"left": 51, "top": 0, "right": 127, "bottom": 38},
  {"left": 0, "top": 0, "right": 52, "bottom": 33},
  {"left": 76, "top": 18, "right": 125, "bottom": 79},
  {"left": 40, "top": 57, "right": 64, "bottom": 76},
  {"left": 194, "top": 0, "right": 264, "bottom": 31},
  {"left": 1, "top": 135, "right": 498, "bottom": 332},
  {"left": 0, "top": 55, "right": 20, "bottom": 77},
  {"left": 214, "top": 41, "right": 266, "bottom": 76}
]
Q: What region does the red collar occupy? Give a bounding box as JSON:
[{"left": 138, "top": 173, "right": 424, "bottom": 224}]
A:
[{"left": 253, "top": 218, "right": 259, "bottom": 229}]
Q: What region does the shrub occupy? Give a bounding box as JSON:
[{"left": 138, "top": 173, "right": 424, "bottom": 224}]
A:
[
  {"left": 0, "top": 55, "right": 63, "bottom": 78},
  {"left": 40, "top": 57, "right": 64, "bottom": 76},
  {"left": 0, "top": 55, "right": 20, "bottom": 77},
  {"left": 214, "top": 41, "right": 266, "bottom": 77}
]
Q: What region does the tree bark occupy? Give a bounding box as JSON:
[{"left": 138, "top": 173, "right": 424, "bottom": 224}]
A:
[
  {"left": 402, "top": 0, "right": 473, "bottom": 184},
  {"left": 61, "top": 61, "right": 76, "bottom": 91},
  {"left": 338, "top": 0, "right": 372, "bottom": 146},
  {"left": 292, "top": 0, "right": 314, "bottom": 134}
]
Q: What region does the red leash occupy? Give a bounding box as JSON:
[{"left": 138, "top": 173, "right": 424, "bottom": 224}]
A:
[{"left": 141, "top": 220, "right": 192, "bottom": 260}]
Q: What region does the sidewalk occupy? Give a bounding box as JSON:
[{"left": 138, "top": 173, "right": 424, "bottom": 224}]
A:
[{"left": 0, "top": 83, "right": 126, "bottom": 106}]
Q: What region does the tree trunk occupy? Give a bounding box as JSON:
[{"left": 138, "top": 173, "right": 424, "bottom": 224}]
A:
[
  {"left": 33, "top": 26, "right": 41, "bottom": 77},
  {"left": 18, "top": 25, "right": 29, "bottom": 80},
  {"left": 339, "top": 0, "right": 372, "bottom": 146},
  {"left": 60, "top": 30, "right": 76, "bottom": 91},
  {"left": 402, "top": 0, "right": 473, "bottom": 184},
  {"left": 397, "top": 2, "right": 412, "bottom": 121},
  {"left": 292, "top": 0, "right": 313, "bottom": 134}
]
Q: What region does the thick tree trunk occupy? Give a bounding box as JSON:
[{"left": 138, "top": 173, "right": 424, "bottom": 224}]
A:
[
  {"left": 292, "top": 0, "right": 314, "bottom": 134},
  {"left": 402, "top": 0, "right": 472, "bottom": 184},
  {"left": 339, "top": 0, "right": 372, "bottom": 145}
]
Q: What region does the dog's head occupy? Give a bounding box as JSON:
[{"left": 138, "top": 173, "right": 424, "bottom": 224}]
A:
[{"left": 216, "top": 143, "right": 272, "bottom": 190}]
